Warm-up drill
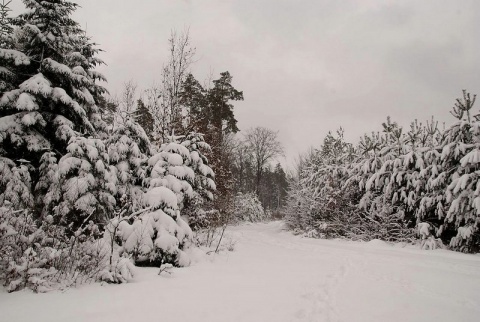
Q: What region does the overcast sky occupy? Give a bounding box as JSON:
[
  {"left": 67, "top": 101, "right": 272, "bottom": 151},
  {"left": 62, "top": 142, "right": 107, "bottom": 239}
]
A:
[{"left": 11, "top": 0, "right": 480, "bottom": 167}]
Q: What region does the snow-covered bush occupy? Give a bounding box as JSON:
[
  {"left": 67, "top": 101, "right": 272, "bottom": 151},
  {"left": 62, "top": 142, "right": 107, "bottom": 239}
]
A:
[
  {"left": 234, "top": 192, "right": 267, "bottom": 222},
  {"left": 417, "top": 222, "right": 444, "bottom": 250},
  {"left": 190, "top": 209, "right": 223, "bottom": 247},
  {"left": 0, "top": 203, "right": 109, "bottom": 292},
  {"left": 98, "top": 256, "right": 135, "bottom": 284},
  {"left": 107, "top": 187, "right": 193, "bottom": 267}
]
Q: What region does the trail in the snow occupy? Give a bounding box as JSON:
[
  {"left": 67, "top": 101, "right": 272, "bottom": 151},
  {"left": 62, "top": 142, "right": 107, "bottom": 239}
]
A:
[
  {"left": 1, "top": 221, "right": 480, "bottom": 322},
  {"left": 230, "top": 221, "right": 480, "bottom": 322}
]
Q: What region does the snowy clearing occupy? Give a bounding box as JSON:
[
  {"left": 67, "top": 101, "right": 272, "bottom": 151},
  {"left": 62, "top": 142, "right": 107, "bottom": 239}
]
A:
[{"left": 1, "top": 221, "right": 480, "bottom": 322}]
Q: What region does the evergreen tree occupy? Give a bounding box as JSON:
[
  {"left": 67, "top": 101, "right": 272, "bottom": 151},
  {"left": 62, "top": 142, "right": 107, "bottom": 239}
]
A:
[
  {"left": 0, "top": 1, "right": 12, "bottom": 43},
  {"left": 106, "top": 115, "right": 151, "bottom": 213},
  {"left": 0, "top": 0, "right": 15, "bottom": 92},
  {"left": 204, "top": 71, "right": 243, "bottom": 139},
  {"left": 180, "top": 73, "right": 206, "bottom": 133},
  {"left": 145, "top": 134, "right": 215, "bottom": 211},
  {"left": 0, "top": 0, "right": 107, "bottom": 214},
  {"left": 136, "top": 99, "right": 154, "bottom": 140},
  {"left": 47, "top": 136, "right": 116, "bottom": 227}
]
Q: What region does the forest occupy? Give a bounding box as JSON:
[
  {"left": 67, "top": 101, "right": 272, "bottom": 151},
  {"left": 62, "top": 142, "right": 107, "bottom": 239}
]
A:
[{"left": 0, "top": 0, "right": 479, "bottom": 297}]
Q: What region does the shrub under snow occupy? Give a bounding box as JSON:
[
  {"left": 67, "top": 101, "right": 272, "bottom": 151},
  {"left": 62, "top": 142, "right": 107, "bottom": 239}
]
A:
[
  {"left": 106, "top": 187, "right": 193, "bottom": 268},
  {"left": 0, "top": 204, "right": 110, "bottom": 292}
]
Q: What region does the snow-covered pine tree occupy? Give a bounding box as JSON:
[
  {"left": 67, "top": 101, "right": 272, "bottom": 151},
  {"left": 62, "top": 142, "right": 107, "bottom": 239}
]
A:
[
  {"left": 110, "top": 133, "right": 216, "bottom": 266},
  {"left": 411, "top": 118, "right": 444, "bottom": 231},
  {"left": 284, "top": 130, "right": 356, "bottom": 237},
  {"left": 0, "top": 0, "right": 16, "bottom": 91},
  {"left": 284, "top": 148, "right": 323, "bottom": 233},
  {"left": 366, "top": 93, "right": 479, "bottom": 251},
  {"left": 364, "top": 121, "right": 419, "bottom": 223},
  {"left": 286, "top": 121, "right": 415, "bottom": 242},
  {"left": 0, "top": 2, "right": 32, "bottom": 209},
  {"left": 437, "top": 91, "right": 479, "bottom": 251},
  {"left": 284, "top": 173, "right": 311, "bottom": 232},
  {"left": 47, "top": 136, "right": 116, "bottom": 227},
  {"left": 346, "top": 131, "right": 386, "bottom": 217},
  {"left": 146, "top": 136, "right": 196, "bottom": 208},
  {"left": 307, "top": 130, "right": 356, "bottom": 235},
  {"left": 0, "top": 0, "right": 107, "bottom": 214},
  {"left": 136, "top": 99, "right": 154, "bottom": 140},
  {"left": 35, "top": 151, "right": 59, "bottom": 213},
  {"left": 111, "top": 186, "right": 193, "bottom": 267},
  {"left": 145, "top": 134, "right": 215, "bottom": 211},
  {"left": 0, "top": 160, "right": 34, "bottom": 209},
  {"left": 0, "top": 1, "right": 12, "bottom": 41},
  {"left": 362, "top": 120, "right": 433, "bottom": 241},
  {"left": 180, "top": 132, "right": 215, "bottom": 205},
  {"left": 106, "top": 115, "right": 151, "bottom": 213},
  {"left": 176, "top": 133, "right": 220, "bottom": 233}
]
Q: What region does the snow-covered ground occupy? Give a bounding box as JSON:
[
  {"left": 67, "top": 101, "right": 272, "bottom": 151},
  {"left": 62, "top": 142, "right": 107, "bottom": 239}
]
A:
[{"left": 1, "top": 221, "right": 480, "bottom": 322}]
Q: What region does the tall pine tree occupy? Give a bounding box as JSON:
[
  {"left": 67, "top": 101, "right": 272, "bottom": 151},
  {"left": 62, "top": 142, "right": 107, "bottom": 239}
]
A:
[{"left": 0, "top": 0, "right": 107, "bottom": 213}]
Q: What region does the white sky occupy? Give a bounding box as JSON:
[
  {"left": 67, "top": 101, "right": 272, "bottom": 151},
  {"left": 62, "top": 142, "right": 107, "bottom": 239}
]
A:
[{"left": 10, "top": 0, "right": 480, "bottom": 167}]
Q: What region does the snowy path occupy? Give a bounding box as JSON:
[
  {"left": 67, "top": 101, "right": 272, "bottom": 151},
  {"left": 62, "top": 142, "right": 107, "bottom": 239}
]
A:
[{"left": 2, "top": 221, "right": 480, "bottom": 322}]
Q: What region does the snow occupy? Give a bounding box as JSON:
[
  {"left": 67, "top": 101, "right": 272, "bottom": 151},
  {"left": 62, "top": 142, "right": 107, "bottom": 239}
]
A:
[
  {"left": 20, "top": 112, "right": 38, "bottom": 126},
  {"left": 0, "top": 49, "right": 30, "bottom": 65},
  {"left": 168, "top": 165, "right": 195, "bottom": 180},
  {"left": 145, "top": 186, "right": 178, "bottom": 210},
  {"left": 1, "top": 221, "right": 480, "bottom": 322},
  {"left": 167, "top": 153, "right": 184, "bottom": 166},
  {"left": 19, "top": 73, "right": 52, "bottom": 96},
  {"left": 16, "top": 93, "right": 38, "bottom": 111},
  {"left": 364, "top": 238, "right": 390, "bottom": 248},
  {"left": 418, "top": 222, "right": 431, "bottom": 238},
  {"left": 154, "top": 232, "right": 179, "bottom": 252}
]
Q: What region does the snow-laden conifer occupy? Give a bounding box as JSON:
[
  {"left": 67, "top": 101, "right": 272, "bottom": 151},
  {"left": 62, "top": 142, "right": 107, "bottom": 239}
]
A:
[
  {"left": 105, "top": 133, "right": 215, "bottom": 267},
  {"left": 47, "top": 136, "right": 116, "bottom": 226},
  {"left": 0, "top": 0, "right": 107, "bottom": 214},
  {"left": 108, "top": 187, "right": 193, "bottom": 267},
  {"left": 146, "top": 133, "right": 215, "bottom": 210},
  {"left": 106, "top": 116, "right": 151, "bottom": 212}
]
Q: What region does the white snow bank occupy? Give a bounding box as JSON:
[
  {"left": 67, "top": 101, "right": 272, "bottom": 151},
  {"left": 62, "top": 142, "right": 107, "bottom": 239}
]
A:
[{"left": 364, "top": 238, "right": 391, "bottom": 248}]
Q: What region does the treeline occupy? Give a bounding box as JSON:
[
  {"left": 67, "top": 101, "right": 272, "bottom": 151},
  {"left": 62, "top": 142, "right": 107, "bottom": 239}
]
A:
[
  {"left": 285, "top": 91, "right": 479, "bottom": 253},
  {"left": 230, "top": 127, "right": 288, "bottom": 215}
]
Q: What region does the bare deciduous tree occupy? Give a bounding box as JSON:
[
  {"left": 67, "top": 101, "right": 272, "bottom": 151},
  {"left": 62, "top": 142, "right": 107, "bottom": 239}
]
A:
[
  {"left": 145, "top": 28, "right": 196, "bottom": 144},
  {"left": 108, "top": 80, "right": 139, "bottom": 129},
  {"left": 244, "top": 127, "right": 284, "bottom": 193}
]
